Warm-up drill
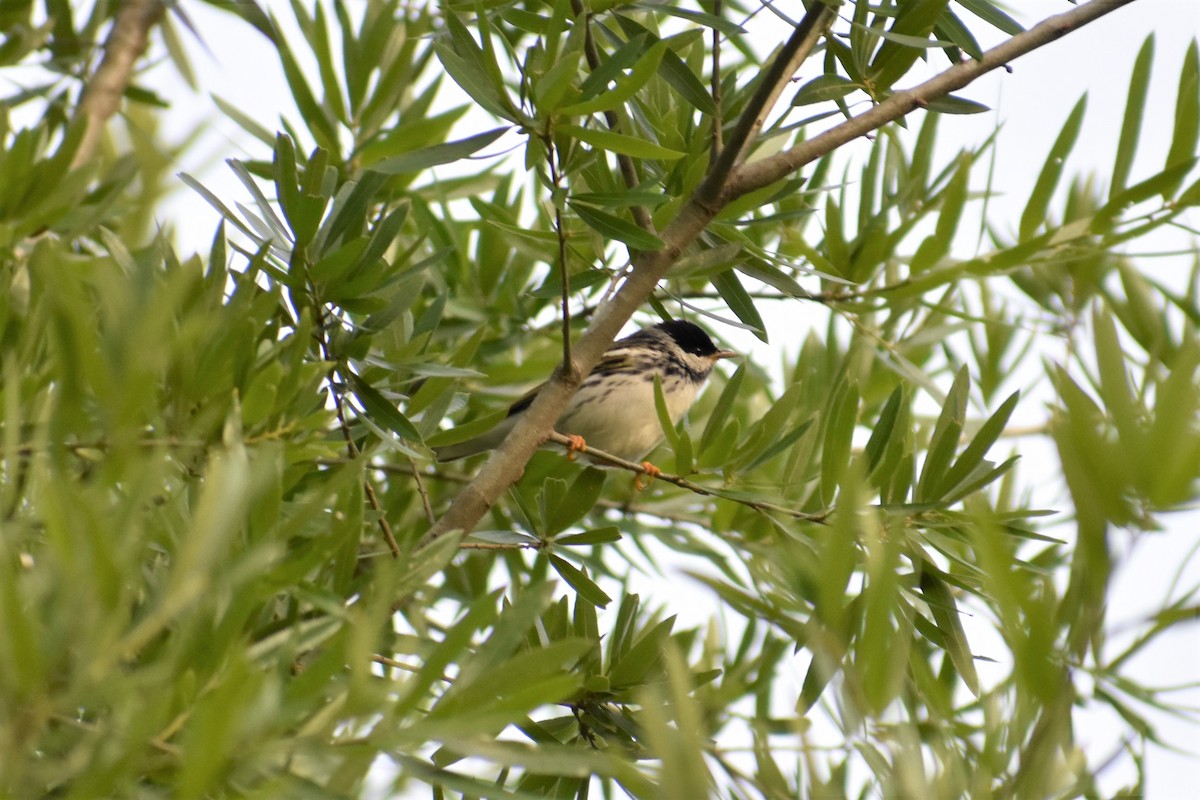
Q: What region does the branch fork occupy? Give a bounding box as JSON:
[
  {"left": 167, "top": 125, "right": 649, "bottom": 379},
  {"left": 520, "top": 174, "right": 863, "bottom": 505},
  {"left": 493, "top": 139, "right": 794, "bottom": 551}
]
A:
[{"left": 421, "top": 0, "right": 1140, "bottom": 547}]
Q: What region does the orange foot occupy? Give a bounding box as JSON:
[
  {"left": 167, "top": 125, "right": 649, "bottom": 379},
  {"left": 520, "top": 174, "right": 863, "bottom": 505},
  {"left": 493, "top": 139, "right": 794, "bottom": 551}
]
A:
[
  {"left": 564, "top": 434, "right": 587, "bottom": 461},
  {"left": 635, "top": 461, "right": 661, "bottom": 491}
]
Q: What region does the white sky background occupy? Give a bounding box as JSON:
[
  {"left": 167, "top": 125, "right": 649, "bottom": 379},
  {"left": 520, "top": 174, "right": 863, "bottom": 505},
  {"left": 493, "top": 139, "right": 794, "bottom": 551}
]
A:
[{"left": 139, "top": 0, "right": 1200, "bottom": 796}]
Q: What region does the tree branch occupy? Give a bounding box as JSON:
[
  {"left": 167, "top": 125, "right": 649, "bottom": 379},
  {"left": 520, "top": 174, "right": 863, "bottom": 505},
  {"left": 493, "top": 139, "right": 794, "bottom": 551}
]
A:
[
  {"left": 727, "top": 0, "right": 1138, "bottom": 201},
  {"left": 71, "top": 0, "right": 166, "bottom": 170},
  {"left": 420, "top": 0, "right": 1138, "bottom": 547},
  {"left": 545, "top": 433, "right": 830, "bottom": 522}
]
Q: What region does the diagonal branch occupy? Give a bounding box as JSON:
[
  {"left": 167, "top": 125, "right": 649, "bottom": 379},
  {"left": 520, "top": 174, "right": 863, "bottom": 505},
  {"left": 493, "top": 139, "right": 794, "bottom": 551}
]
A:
[
  {"left": 420, "top": 0, "right": 1140, "bottom": 547},
  {"left": 727, "top": 0, "right": 1140, "bottom": 202},
  {"left": 71, "top": 0, "right": 166, "bottom": 170}
]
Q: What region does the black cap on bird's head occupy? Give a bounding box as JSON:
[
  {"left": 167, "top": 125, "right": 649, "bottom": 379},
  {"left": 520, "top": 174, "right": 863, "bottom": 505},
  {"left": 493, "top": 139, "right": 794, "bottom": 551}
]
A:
[{"left": 653, "top": 319, "right": 737, "bottom": 361}]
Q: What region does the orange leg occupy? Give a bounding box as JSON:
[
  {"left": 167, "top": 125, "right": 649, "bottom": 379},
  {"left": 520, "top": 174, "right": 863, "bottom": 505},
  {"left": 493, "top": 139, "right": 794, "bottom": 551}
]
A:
[
  {"left": 635, "top": 461, "right": 661, "bottom": 491},
  {"left": 564, "top": 434, "right": 587, "bottom": 461}
]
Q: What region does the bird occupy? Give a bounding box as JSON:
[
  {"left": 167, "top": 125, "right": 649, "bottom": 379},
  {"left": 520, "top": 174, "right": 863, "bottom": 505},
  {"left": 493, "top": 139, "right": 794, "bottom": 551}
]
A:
[{"left": 433, "top": 319, "right": 737, "bottom": 476}]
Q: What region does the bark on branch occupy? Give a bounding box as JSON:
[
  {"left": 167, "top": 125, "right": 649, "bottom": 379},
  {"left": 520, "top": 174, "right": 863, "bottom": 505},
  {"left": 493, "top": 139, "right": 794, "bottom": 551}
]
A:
[
  {"left": 420, "top": 0, "right": 1140, "bottom": 547},
  {"left": 71, "top": 0, "right": 166, "bottom": 170}
]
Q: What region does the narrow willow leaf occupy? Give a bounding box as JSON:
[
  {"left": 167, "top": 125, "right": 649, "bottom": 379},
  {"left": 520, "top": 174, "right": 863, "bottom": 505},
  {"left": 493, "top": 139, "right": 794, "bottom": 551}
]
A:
[
  {"left": 648, "top": 377, "right": 676, "bottom": 452},
  {"left": 743, "top": 418, "right": 814, "bottom": 473},
  {"left": 577, "top": 33, "right": 650, "bottom": 100},
  {"left": 607, "top": 616, "right": 675, "bottom": 687},
  {"left": 611, "top": 16, "right": 717, "bottom": 115},
  {"left": 915, "top": 366, "right": 969, "bottom": 503},
  {"left": 561, "top": 40, "right": 667, "bottom": 116},
  {"left": 1111, "top": 36, "right": 1154, "bottom": 200},
  {"left": 701, "top": 362, "right": 746, "bottom": 452},
  {"left": 348, "top": 373, "right": 422, "bottom": 441},
  {"left": 213, "top": 95, "right": 274, "bottom": 146},
  {"left": 863, "top": 385, "right": 904, "bottom": 473},
  {"left": 868, "top": 0, "right": 951, "bottom": 90},
  {"left": 1019, "top": 95, "right": 1087, "bottom": 241},
  {"left": 919, "top": 570, "right": 980, "bottom": 696},
  {"left": 936, "top": 390, "right": 1019, "bottom": 499},
  {"left": 270, "top": 10, "right": 338, "bottom": 149},
  {"left": 954, "top": 0, "right": 1023, "bottom": 35},
  {"left": 544, "top": 468, "right": 607, "bottom": 536},
  {"left": 1163, "top": 40, "right": 1200, "bottom": 198},
  {"left": 631, "top": 1, "right": 744, "bottom": 37},
  {"left": 549, "top": 556, "right": 612, "bottom": 607},
  {"left": 820, "top": 382, "right": 859, "bottom": 506},
  {"left": 923, "top": 94, "right": 989, "bottom": 115},
  {"left": 557, "top": 123, "right": 685, "bottom": 160},
  {"left": 555, "top": 526, "right": 622, "bottom": 545},
  {"left": 569, "top": 202, "right": 664, "bottom": 250},
  {"left": 734, "top": 259, "right": 807, "bottom": 298},
  {"left": 791, "top": 74, "right": 859, "bottom": 107},
  {"left": 934, "top": 10, "right": 982, "bottom": 60},
  {"left": 372, "top": 127, "right": 509, "bottom": 174},
  {"left": 712, "top": 270, "right": 767, "bottom": 341},
  {"left": 433, "top": 41, "right": 517, "bottom": 123}
]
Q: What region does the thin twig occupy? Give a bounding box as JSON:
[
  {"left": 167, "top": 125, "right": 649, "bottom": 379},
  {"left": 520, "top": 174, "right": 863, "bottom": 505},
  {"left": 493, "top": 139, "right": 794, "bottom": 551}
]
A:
[
  {"left": 459, "top": 541, "right": 544, "bottom": 551},
  {"left": 71, "top": 0, "right": 166, "bottom": 169},
  {"left": 710, "top": 0, "right": 724, "bottom": 164},
  {"left": 410, "top": 458, "right": 435, "bottom": 524},
  {"left": 550, "top": 142, "right": 575, "bottom": 375},
  {"left": 547, "top": 433, "right": 830, "bottom": 522},
  {"left": 314, "top": 307, "right": 402, "bottom": 558}
]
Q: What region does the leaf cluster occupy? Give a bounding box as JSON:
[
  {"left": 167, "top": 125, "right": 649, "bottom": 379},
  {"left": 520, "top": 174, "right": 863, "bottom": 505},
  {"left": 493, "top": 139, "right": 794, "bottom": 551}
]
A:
[{"left": 1, "top": 1, "right": 1198, "bottom": 798}]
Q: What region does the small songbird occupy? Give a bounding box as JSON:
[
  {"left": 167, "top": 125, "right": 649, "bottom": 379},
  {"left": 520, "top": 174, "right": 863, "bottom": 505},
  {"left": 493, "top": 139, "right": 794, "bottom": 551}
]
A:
[{"left": 433, "top": 319, "right": 737, "bottom": 465}]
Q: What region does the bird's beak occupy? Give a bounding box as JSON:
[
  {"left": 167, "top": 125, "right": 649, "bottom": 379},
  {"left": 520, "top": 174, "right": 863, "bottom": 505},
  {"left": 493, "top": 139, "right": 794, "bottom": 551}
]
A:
[{"left": 711, "top": 349, "right": 738, "bottom": 362}]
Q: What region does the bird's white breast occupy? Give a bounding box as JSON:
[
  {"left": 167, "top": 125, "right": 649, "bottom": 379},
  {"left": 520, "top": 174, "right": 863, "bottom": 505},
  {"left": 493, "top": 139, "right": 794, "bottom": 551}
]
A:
[{"left": 555, "top": 372, "right": 698, "bottom": 461}]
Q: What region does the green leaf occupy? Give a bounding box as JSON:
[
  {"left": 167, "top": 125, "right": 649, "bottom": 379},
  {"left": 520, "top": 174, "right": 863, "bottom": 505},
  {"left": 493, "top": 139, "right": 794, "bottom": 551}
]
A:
[
  {"left": 348, "top": 373, "right": 422, "bottom": 441},
  {"left": 569, "top": 202, "right": 664, "bottom": 250},
  {"left": 1111, "top": 36, "right": 1154, "bottom": 200},
  {"left": 1164, "top": 40, "right": 1199, "bottom": 197},
  {"left": 1019, "top": 95, "right": 1087, "bottom": 241},
  {"left": 652, "top": 373, "right": 682, "bottom": 453},
  {"left": 923, "top": 94, "right": 989, "bottom": 115},
  {"left": 213, "top": 95, "right": 274, "bottom": 147},
  {"left": 791, "top": 74, "right": 859, "bottom": 107},
  {"left": 630, "top": 1, "right": 744, "bottom": 37},
  {"left": 544, "top": 467, "right": 607, "bottom": 535},
  {"left": 701, "top": 362, "right": 746, "bottom": 453},
  {"left": 743, "top": 418, "right": 814, "bottom": 473},
  {"left": 936, "top": 390, "right": 1018, "bottom": 499},
  {"left": 270, "top": 10, "right": 338, "bottom": 149},
  {"left": 955, "top": 0, "right": 1023, "bottom": 35},
  {"left": 607, "top": 616, "right": 675, "bottom": 687},
  {"left": 915, "top": 366, "right": 969, "bottom": 503},
  {"left": 557, "top": 123, "right": 685, "bottom": 160},
  {"left": 433, "top": 35, "right": 517, "bottom": 123},
  {"left": 934, "top": 10, "right": 982, "bottom": 60},
  {"left": 561, "top": 40, "right": 668, "bottom": 116},
  {"left": 868, "top": 0, "right": 952, "bottom": 90},
  {"left": 611, "top": 16, "right": 717, "bottom": 115},
  {"left": 555, "top": 526, "right": 622, "bottom": 545},
  {"left": 549, "top": 555, "right": 612, "bottom": 607},
  {"left": 712, "top": 270, "right": 767, "bottom": 342},
  {"left": 372, "top": 126, "right": 509, "bottom": 174},
  {"left": 821, "top": 381, "right": 859, "bottom": 506},
  {"left": 919, "top": 570, "right": 980, "bottom": 696}
]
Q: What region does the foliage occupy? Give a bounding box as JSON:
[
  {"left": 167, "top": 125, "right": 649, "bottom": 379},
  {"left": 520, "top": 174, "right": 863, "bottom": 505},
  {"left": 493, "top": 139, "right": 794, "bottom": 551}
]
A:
[{"left": 1, "top": 0, "right": 1198, "bottom": 797}]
